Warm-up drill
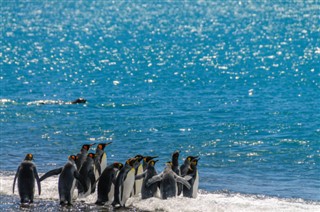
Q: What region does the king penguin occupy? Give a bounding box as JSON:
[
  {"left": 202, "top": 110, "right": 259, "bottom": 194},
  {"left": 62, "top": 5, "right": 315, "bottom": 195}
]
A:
[
  {"left": 183, "top": 158, "right": 200, "bottom": 198},
  {"left": 78, "top": 153, "right": 96, "bottom": 197},
  {"left": 94, "top": 142, "right": 112, "bottom": 179},
  {"left": 131, "top": 155, "right": 144, "bottom": 197},
  {"left": 40, "top": 155, "right": 87, "bottom": 206},
  {"left": 147, "top": 161, "right": 191, "bottom": 199},
  {"left": 171, "top": 150, "right": 181, "bottom": 195},
  {"left": 142, "top": 155, "right": 158, "bottom": 171},
  {"left": 112, "top": 157, "right": 137, "bottom": 207},
  {"left": 95, "top": 162, "right": 123, "bottom": 205},
  {"left": 13, "top": 154, "right": 41, "bottom": 204},
  {"left": 76, "top": 143, "right": 95, "bottom": 171},
  {"left": 179, "top": 155, "right": 198, "bottom": 195},
  {"left": 135, "top": 159, "right": 159, "bottom": 199}
]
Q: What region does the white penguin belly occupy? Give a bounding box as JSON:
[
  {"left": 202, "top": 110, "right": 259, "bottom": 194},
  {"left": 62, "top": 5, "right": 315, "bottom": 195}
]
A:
[
  {"left": 100, "top": 153, "right": 107, "bottom": 171},
  {"left": 120, "top": 169, "right": 135, "bottom": 206},
  {"left": 192, "top": 171, "right": 199, "bottom": 198},
  {"left": 107, "top": 183, "right": 115, "bottom": 204},
  {"left": 71, "top": 179, "right": 77, "bottom": 200},
  {"left": 134, "top": 164, "right": 143, "bottom": 196}
]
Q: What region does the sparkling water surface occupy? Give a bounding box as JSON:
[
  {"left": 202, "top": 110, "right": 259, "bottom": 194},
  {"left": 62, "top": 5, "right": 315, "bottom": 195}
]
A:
[{"left": 1, "top": 0, "right": 319, "bottom": 210}]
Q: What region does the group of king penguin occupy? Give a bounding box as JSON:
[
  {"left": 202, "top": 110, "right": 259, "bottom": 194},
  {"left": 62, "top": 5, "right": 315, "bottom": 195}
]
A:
[{"left": 12, "top": 143, "right": 200, "bottom": 207}]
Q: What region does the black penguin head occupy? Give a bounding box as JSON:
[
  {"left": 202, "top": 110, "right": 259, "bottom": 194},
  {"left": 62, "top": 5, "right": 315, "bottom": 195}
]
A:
[
  {"left": 97, "top": 142, "right": 112, "bottom": 150},
  {"left": 113, "top": 162, "right": 124, "bottom": 170},
  {"left": 165, "top": 161, "right": 173, "bottom": 167},
  {"left": 134, "top": 155, "right": 144, "bottom": 162},
  {"left": 148, "top": 159, "right": 158, "bottom": 167},
  {"left": 82, "top": 143, "right": 95, "bottom": 151},
  {"left": 71, "top": 98, "right": 87, "bottom": 104},
  {"left": 172, "top": 150, "right": 180, "bottom": 160},
  {"left": 186, "top": 156, "right": 199, "bottom": 162},
  {"left": 88, "top": 153, "right": 95, "bottom": 158},
  {"left": 143, "top": 156, "right": 158, "bottom": 163},
  {"left": 126, "top": 158, "right": 138, "bottom": 167},
  {"left": 24, "top": 153, "right": 33, "bottom": 161},
  {"left": 191, "top": 158, "right": 200, "bottom": 166},
  {"left": 69, "top": 155, "right": 78, "bottom": 161}
]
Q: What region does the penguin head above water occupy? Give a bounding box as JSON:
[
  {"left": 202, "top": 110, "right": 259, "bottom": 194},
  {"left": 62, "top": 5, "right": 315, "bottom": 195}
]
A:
[
  {"left": 97, "top": 142, "right": 112, "bottom": 151},
  {"left": 71, "top": 98, "right": 87, "bottom": 104},
  {"left": 24, "top": 153, "right": 33, "bottom": 161}
]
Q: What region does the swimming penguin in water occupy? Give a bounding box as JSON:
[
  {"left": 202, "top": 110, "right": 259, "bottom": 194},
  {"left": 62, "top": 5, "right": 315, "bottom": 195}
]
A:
[
  {"left": 112, "top": 157, "right": 138, "bottom": 207},
  {"left": 95, "top": 162, "right": 123, "bottom": 205},
  {"left": 76, "top": 143, "right": 95, "bottom": 171},
  {"left": 147, "top": 161, "right": 191, "bottom": 199},
  {"left": 71, "top": 98, "right": 87, "bottom": 104},
  {"left": 78, "top": 153, "right": 96, "bottom": 197},
  {"left": 40, "top": 155, "right": 88, "bottom": 206},
  {"left": 135, "top": 159, "right": 159, "bottom": 199},
  {"left": 13, "top": 154, "right": 41, "bottom": 204},
  {"left": 94, "top": 142, "right": 112, "bottom": 178},
  {"left": 183, "top": 158, "right": 200, "bottom": 198}
]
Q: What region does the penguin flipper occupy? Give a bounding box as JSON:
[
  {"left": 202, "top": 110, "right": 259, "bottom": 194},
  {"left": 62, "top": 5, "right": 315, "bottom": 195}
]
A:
[
  {"left": 184, "top": 175, "right": 193, "bottom": 181},
  {"left": 135, "top": 171, "right": 147, "bottom": 180},
  {"left": 175, "top": 175, "right": 191, "bottom": 190},
  {"left": 12, "top": 166, "right": 20, "bottom": 194},
  {"left": 33, "top": 166, "right": 41, "bottom": 195},
  {"left": 40, "top": 167, "right": 63, "bottom": 181},
  {"left": 74, "top": 171, "right": 88, "bottom": 193},
  {"left": 146, "top": 173, "right": 163, "bottom": 187}
]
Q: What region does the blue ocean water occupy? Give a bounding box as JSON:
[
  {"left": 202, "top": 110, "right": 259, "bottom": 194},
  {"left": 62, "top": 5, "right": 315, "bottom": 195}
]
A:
[{"left": 1, "top": 0, "right": 319, "bottom": 210}]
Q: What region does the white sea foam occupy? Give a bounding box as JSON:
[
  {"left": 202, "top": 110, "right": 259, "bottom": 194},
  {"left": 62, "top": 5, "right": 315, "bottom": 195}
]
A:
[
  {"left": 1, "top": 173, "right": 319, "bottom": 212},
  {"left": 26, "top": 100, "right": 64, "bottom": 105}
]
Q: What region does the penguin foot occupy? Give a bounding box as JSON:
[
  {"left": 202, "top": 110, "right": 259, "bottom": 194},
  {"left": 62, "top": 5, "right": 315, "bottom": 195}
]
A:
[
  {"left": 112, "top": 202, "right": 122, "bottom": 208},
  {"left": 60, "top": 201, "right": 67, "bottom": 206},
  {"left": 95, "top": 201, "right": 105, "bottom": 206},
  {"left": 20, "top": 199, "right": 30, "bottom": 204}
]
